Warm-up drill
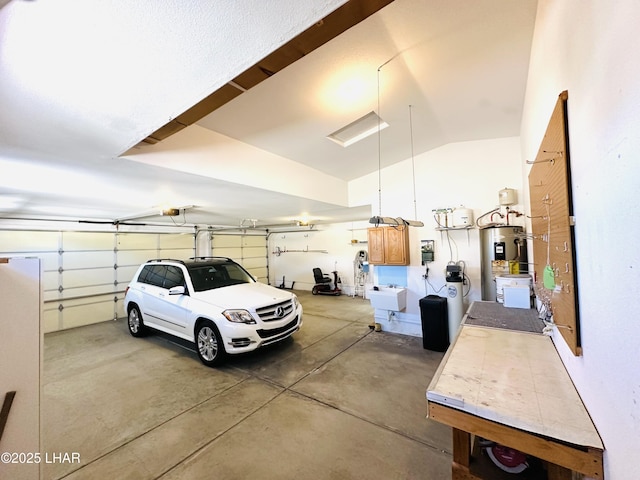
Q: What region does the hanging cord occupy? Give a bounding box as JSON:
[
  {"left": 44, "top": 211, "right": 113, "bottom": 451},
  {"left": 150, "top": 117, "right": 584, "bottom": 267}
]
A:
[
  {"left": 377, "top": 66, "right": 383, "bottom": 217},
  {"left": 375, "top": 57, "right": 395, "bottom": 218},
  {"left": 424, "top": 268, "right": 446, "bottom": 294},
  {"left": 457, "top": 260, "right": 471, "bottom": 297},
  {"left": 445, "top": 230, "right": 459, "bottom": 262},
  {"left": 409, "top": 105, "right": 418, "bottom": 220}
]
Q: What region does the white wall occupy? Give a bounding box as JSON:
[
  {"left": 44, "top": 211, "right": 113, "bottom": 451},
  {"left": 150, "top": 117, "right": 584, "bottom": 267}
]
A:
[
  {"left": 521, "top": 1, "right": 640, "bottom": 478},
  {"left": 267, "top": 221, "right": 371, "bottom": 294},
  {"left": 300, "top": 138, "right": 523, "bottom": 336}
]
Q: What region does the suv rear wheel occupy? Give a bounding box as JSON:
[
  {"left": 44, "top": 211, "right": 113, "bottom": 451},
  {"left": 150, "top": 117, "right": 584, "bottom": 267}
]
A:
[
  {"left": 127, "top": 305, "right": 147, "bottom": 337},
  {"left": 195, "top": 321, "right": 226, "bottom": 367}
]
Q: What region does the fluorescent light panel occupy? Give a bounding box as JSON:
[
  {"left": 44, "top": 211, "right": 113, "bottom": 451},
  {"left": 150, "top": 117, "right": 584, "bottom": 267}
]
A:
[{"left": 327, "top": 111, "right": 388, "bottom": 147}]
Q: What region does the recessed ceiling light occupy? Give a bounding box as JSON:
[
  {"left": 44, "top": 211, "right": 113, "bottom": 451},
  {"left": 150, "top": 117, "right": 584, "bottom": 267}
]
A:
[{"left": 327, "top": 111, "right": 388, "bottom": 147}]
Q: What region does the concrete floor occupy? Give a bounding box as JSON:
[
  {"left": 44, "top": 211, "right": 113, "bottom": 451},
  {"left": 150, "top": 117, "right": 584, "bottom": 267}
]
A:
[{"left": 43, "top": 291, "right": 452, "bottom": 479}]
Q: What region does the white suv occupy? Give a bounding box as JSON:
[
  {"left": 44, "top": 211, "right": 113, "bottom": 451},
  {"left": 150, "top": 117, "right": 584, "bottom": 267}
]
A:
[{"left": 124, "top": 257, "right": 302, "bottom": 367}]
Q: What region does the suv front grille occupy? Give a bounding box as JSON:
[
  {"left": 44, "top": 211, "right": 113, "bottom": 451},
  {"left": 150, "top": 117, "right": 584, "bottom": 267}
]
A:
[
  {"left": 255, "top": 300, "right": 294, "bottom": 322},
  {"left": 256, "top": 318, "right": 299, "bottom": 339}
]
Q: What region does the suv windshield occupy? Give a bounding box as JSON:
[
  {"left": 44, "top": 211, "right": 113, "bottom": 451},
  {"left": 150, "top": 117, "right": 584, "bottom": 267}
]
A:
[{"left": 187, "top": 262, "right": 254, "bottom": 292}]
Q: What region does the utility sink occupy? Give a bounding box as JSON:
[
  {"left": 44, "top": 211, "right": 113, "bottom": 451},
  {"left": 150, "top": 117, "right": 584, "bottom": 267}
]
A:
[{"left": 367, "top": 287, "right": 407, "bottom": 311}]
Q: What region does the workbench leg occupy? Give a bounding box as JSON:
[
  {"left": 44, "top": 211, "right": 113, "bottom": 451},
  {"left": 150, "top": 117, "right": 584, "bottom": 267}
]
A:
[
  {"left": 451, "top": 428, "right": 475, "bottom": 479},
  {"left": 546, "top": 462, "right": 573, "bottom": 480}
]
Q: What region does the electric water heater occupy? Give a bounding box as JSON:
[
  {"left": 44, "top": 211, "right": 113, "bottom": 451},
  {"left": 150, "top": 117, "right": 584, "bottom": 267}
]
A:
[{"left": 480, "top": 226, "right": 527, "bottom": 301}]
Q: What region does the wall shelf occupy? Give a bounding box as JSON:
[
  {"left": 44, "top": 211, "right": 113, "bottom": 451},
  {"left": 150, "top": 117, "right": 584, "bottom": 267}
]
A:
[
  {"left": 435, "top": 226, "right": 474, "bottom": 232},
  {"left": 272, "top": 246, "right": 328, "bottom": 256}
]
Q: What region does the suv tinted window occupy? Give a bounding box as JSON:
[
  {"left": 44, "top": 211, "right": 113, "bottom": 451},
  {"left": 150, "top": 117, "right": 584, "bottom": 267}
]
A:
[
  {"left": 163, "top": 266, "right": 184, "bottom": 289},
  {"left": 138, "top": 265, "right": 166, "bottom": 287},
  {"left": 188, "top": 262, "right": 253, "bottom": 292},
  {"left": 137, "top": 264, "right": 185, "bottom": 290}
]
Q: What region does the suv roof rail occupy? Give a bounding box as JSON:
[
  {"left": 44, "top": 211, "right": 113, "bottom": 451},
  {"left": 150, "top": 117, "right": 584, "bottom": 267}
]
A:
[
  {"left": 145, "top": 259, "right": 186, "bottom": 264},
  {"left": 188, "top": 256, "right": 233, "bottom": 262}
]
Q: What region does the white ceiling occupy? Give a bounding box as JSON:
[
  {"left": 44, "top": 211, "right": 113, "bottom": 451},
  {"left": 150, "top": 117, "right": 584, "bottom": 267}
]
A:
[{"left": 0, "top": 0, "right": 537, "bottom": 229}]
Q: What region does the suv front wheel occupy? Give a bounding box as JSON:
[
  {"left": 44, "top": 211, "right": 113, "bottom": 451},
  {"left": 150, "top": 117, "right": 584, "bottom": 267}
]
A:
[{"left": 195, "top": 321, "right": 226, "bottom": 367}]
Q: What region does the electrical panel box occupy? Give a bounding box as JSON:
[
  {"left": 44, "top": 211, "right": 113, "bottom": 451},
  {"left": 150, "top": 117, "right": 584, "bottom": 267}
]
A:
[{"left": 421, "top": 240, "right": 435, "bottom": 265}]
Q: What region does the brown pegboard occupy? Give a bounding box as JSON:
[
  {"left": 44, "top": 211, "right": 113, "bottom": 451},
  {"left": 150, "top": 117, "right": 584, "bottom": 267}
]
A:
[{"left": 528, "top": 91, "right": 581, "bottom": 355}]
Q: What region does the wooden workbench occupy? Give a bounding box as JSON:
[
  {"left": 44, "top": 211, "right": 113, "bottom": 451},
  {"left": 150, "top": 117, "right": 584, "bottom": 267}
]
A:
[{"left": 426, "top": 302, "right": 603, "bottom": 479}]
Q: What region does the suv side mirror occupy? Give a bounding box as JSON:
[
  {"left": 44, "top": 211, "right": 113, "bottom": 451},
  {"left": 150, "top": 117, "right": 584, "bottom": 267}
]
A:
[{"left": 168, "top": 286, "right": 185, "bottom": 296}]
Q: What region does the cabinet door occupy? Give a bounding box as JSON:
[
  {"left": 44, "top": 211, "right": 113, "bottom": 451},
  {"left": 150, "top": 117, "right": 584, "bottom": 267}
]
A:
[
  {"left": 367, "top": 228, "right": 385, "bottom": 264},
  {"left": 384, "top": 227, "right": 409, "bottom": 265}
]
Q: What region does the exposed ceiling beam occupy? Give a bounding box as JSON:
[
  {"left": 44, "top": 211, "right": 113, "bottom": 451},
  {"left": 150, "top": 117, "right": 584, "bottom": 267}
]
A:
[{"left": 137, "top": 0, "right": 395, "bottom": 146}]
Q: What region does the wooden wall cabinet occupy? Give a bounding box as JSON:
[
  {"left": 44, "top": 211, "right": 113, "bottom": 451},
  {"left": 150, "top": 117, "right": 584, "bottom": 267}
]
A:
[{"left": 367, "top": 226, "right": 410, "bottom": 265}]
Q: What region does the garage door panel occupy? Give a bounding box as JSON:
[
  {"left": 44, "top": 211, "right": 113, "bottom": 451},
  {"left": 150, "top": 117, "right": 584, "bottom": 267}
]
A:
[
  {"left": 0, "top": 231, "right": 58, "bottom": 252},
  {"left": 213, "top": 247, "right": 242, "bottom": 259},
  {"left": 62, "top": 268, "right": 112, "bottom": 289},
  {"left": 43, "top": 297, "right": 115, "bottom": 331},
  {"left": 59, "top": 299, "right": 115, "bottom": 330},
  {"left": 241, "top": 257, "right": 266, "bottom": 269},
  {"left": 243, "top": 235, "right": 267, "bottom": 247},
  {"left": 117, "top": 250, "right": 157, "bottom": 267},
  {"left": 212, "top": 235, "right": 241, "bottom": 248},
  {"left": 159, "top": 248, "right": 193, "bottom": 260},
  {"left": 158, "top": 234, "right": 193, "bottom": 249},
  {"left": 42, "top": 270, "right": 59, "bottom": 293},
  {"left": 62, "top": 231, "right": 113, "bottom": 250},
  {"left": 63, "top": 251, "right": 113, "bottom": 269},
  {"left": 117, "top": 265, "right": 140, "bottom": 285},
  {"left": 43, "top": 307, "right": 60, "bottom": 333},
  {"left": 43, "top": 290, "right": 60, "bottom": 302},
  {"left": 242, "top": 248, "right": 266, "bottom": 260},
  {"left": 251, "top": 267, "right": 268, "bottom": 282},
  {"left": 62, "top": 284, "right": 117, "bottom": 300},
  {"left": 243, "top": 244, "right": 266, "bottom": 253},
  {"left": 116, "top": 234, "right": 158, "bottom": 250},
  {"left": 210, "top": 234, "right": 267, "bottom": 281},
  {"left": 36, "top": 252, "right": 59, "bottom": 271}
]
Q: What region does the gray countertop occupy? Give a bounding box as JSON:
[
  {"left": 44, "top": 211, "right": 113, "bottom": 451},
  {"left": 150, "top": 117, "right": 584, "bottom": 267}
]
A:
[{"left": 463, "top": 301, "right": 544, "bottom": 333}]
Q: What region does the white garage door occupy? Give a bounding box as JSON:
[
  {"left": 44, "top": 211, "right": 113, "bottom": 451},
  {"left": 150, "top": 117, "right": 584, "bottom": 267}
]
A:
[
  {"left": 210, "top": 233, "right": 268, "bottom": 283},
  {"left": 0, "top": 230, "right": 195, "bottom": 332}
]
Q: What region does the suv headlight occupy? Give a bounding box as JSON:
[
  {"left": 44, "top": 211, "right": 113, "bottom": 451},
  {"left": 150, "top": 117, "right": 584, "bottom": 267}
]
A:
[
  {"left": 223, "top": 309, "right": 256, "bottom": 324},
  {"left": 292, "top": 295, "right": 299, "bottom": 309}
]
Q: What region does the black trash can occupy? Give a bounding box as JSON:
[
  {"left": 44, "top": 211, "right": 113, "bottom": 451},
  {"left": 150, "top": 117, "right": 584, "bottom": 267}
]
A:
[{"left": 419, "top": 295, "right": 449, "bottom": 352}]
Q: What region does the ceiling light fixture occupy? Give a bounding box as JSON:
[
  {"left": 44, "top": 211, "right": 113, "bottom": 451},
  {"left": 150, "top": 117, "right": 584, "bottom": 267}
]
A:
[
  {"left": 327, "top": 111, "right": 388, "bottom": 147},
  {"left": 161, "top": 208, "right": 180, "bottom": 216}
]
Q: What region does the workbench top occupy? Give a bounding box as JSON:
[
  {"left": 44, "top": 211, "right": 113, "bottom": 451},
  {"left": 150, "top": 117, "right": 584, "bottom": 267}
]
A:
[{"left": 427, "top": 315, "right": 602, "bottom": 450}]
